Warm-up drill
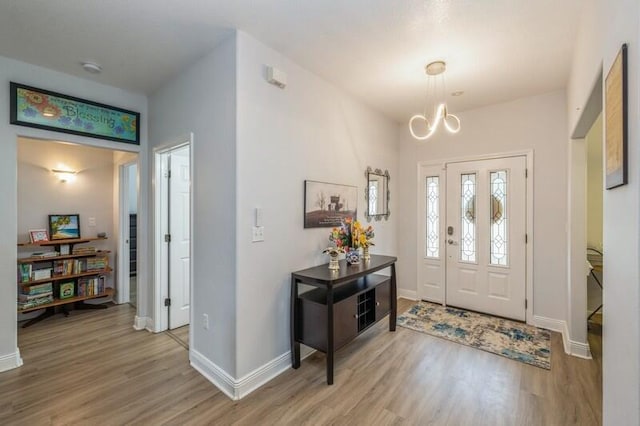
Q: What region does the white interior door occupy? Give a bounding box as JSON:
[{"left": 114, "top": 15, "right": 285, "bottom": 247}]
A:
[
  {"left": 445, "top": 156, "right": 527, "bottom": 320},
  {"left": 169, "top": 145, "right": 191, "bottom": 329}
]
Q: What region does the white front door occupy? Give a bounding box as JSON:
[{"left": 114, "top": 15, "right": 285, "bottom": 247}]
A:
[
  {"left": 445, "top": 156, "right": 527, "bottom": 320},
  {"left": 169, "top": 145, "right": 191, "bottom": 329}
]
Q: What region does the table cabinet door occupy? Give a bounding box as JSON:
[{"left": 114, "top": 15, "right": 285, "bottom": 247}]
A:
[
  {"left": 334, "top": 294, "right": 359, "bottom": 349},
  {"left": 375, "top": 280, "right": 391, "bottom": 322}
]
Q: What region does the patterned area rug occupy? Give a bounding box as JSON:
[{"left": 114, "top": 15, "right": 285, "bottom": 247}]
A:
[{"left": 397, "top": 301, "right": 551, "bottom": 369}]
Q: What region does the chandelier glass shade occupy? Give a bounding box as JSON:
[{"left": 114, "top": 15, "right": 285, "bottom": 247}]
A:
[{"left": 409, "top": 61, "right": 461, "bottom": 140}]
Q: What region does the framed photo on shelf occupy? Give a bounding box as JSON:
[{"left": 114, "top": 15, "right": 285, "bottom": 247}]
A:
[
  {"left": 605, "top": 43, "right": 628, "bottom": 189},
  {"left": 29, "top": 229, "right": 49, "bottom": 243},
  {"left": 304, "top": 180, "right": 358, "bottom": 228},
  {"left": 48, "top": 214, "right": 81, "bottom": 240},
  {"left": 59, "top": 282, "right": 75, "bottom": 299}
]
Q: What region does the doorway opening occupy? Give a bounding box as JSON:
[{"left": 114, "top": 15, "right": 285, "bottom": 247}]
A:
[
  {"left": 585, "top": 113, "right": 603, "bottom": 326},
  {"left": 417, "top": 151, "right": 533, "bottom": 322},
  {"left": 116, "top": 161, "right": 139, "bottom": 308},
  {"left": 567, "top": 70, "right": 604, "bottom": 360},
  {"left": 16, "top": 136, "right": 139, "bottom": 332},
  {"left": 154, "top": 136, "right": 192, "bottom": 348}
]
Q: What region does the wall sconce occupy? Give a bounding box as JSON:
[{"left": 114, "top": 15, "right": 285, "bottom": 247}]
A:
[{"left": 52, "top": 169, "right": 77, "bottom": 183}]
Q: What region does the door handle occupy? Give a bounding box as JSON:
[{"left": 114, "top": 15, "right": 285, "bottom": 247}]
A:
[{"left": 447, "top": 239, "right": 458, "bottom": 245}]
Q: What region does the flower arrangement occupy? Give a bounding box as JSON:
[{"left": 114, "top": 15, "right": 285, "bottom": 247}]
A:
[
  {"left": 329, "top": 217, "right": 375, "bottom": 251},
  {"left": 323, "top": 217, "right": 375, "bottom": 268}
]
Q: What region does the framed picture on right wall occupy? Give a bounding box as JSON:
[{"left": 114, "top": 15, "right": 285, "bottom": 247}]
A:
[{"left": 604, "top": 43, "right": 628, "bottom": 190}]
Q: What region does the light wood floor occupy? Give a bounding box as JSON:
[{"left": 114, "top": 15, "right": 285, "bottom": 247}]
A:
[
  {"left": 167, "top": 324, "right": 189, "bottom": 349},
  {"left": 1, "top": 299, "right": 601, "bottom": 425}
]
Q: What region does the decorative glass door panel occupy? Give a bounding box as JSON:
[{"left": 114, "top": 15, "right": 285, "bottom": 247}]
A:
[{"left": 426, "top": 176, "right": 440, "bottom": 258}]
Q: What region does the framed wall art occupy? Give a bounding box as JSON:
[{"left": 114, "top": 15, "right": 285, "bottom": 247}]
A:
[
  {"left": 29, "top": 229, "right": 49, "bottom": 243},
  {"left": 304, "top": 180, "right": 357, "bottom": 228},
  {"left": 604, "top": 44, "right": 628, "bottom": 189},
  {"left": 10, "top": 82, "right": 140, "bottom": 145},
  {"left": 48, "top": 214, "right": 81, "bottom": 240}
]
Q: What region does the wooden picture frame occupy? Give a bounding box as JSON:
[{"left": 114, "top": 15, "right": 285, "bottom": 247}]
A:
[
  {"left": 10, "top": 82, "right": 140, "bottom": 145},
  {"left": 304, "top": 180, "right": 357, "bottom": 228},
  {"left": 48, "top": 214, "right": 81, "bottom": 240},
  {"left": 605, "top": 44, "right": 628, "bottom": 189},
  {"left": 29, "top": 229, "right": 49, "bottom": 243}
]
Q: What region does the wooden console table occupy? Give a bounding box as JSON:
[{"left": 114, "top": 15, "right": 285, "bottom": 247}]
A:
[{"left": 290, "top": 254, "right": 397, "bottom": 384}]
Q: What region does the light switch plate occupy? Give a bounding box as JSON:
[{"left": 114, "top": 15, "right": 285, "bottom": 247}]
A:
[{"left": 252, "top": 226, "right": 264, "bottom": 242}]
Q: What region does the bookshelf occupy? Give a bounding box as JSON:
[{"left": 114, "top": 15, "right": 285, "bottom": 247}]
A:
[{"left": 17, "top": 237, "right": 112, "bottom": 327}]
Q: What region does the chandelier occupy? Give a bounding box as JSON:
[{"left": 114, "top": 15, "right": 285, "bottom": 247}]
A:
[{"left": 409, "top": 60, "right": 461, "bottom": 140}]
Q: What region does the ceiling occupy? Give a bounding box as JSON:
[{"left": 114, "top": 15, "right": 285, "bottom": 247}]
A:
[{"left": 0, "top": 0, "right": 584, "bottom": 123}]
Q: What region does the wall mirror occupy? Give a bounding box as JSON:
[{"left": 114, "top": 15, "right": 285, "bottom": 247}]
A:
[{"left": 365, "top": 167, "right": 390, "bottom": 222}]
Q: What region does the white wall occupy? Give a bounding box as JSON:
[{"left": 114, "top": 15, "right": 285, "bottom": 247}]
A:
[
  {"left": 17, "top": 138, "right": 116, "bottom": 289},
  {"left": 17, "top": 138, "right": 115, "bottom": 243},
  {"left": 0, "top": 55, "right": 147, "bottom": 373},
  {"left": 234, "top": 31, "right": 399, "bottom": 379},
  {"left": 149, "top": 34, "right": 237, "bottom": 375},
  {"left": 397, "top": 91, "right": 568, "bottom": 322},
  {"left": 586, "top": 113, "right": 603, "bottom": 250},
  {"left": 567, "top": 0, "right": 640, "bottom": 424}
]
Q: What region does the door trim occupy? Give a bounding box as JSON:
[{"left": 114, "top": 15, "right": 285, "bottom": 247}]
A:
[
  {"left": 153, "top": 134, "right": 194, "bottom": 333},
  {"left": 416, "top": 149, "right": 534, "bottom": 323},
  {"left": 117, "top": 160, "right": 138, "bottom": 305}
]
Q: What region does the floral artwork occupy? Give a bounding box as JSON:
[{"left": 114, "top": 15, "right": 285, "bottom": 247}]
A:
[{"left": 10, "top": 83, "right": 139, "bottom": 144}]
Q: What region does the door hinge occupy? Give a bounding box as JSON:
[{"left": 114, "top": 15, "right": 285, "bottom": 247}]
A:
[
  {"left": 525, "top": 233, "right": 528, "bottom": 244},
  {"left": 164, "top": 298, "right": 171, "bottom": 307},
  {"left": 164, "top": 233, "right": 171, "bottom": 243},
  {"left": 525, "top": 299, "right": 528, "bottom": 309},
  {"left": 525, "top": 168, "right": 528, "bottom": 178}
]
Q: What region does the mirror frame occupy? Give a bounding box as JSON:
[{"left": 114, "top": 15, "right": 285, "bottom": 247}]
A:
[{"left": 364, "top": 166, "right": 390, "bottom": 222}]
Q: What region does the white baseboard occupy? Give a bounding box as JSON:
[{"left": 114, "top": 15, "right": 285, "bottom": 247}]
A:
[
  {"left": 190, "top": 349, "right": 294, "bottom": 400},
  {"left": 398, "top": 289, "right": 418, "bottom": 300},
  {"left": 190, "top": 349, "right": 236, "bottom": 399},
  {"left": 0, "top": 348, "right": 23, "bottom": 373},
  {"left": 532, "top": 315, "right": 569, "bottom": 354},
  {"left": 532, "top": 315, "right": 592, "bottom": 359},
  {"left": 235, "top": 352, "right": 290, "bottom": 399},
  {"left": 564, "top": 321, "right": 592, "bottom": 359},
  {"left": 133, "top": 316, "right": 154, "bottom": 332}
]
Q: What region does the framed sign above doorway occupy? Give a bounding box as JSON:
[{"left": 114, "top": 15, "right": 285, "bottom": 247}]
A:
[{"left": 10, "top": 82, "right": 140, "bottom": 145}]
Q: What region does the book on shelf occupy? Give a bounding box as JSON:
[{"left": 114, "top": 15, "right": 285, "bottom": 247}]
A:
[
  {"left": 86, "top": 256, "right": 108, "bottom": 271},
  {"left": 18, "top": 264, "right": 32, "bottom": 283},
  {"left": 77, "top": 276, "right": 106, "bottom": 297},
  {"left": 72, "top": 246, "right": 97, "bottom": 255},
  {"left": 32, "top": 268, "right": 52, "bottom": 280},
  {"left": 53, "top": 259, "right": 90, "bottom": 276},
  {"left": 18, "top": 291, "right": 53, "bottom": 301},
  {"left": 30, "top": 251, "right": 59, "bottom": 258},
  {"left": 20, "top": 282, "right": 53, "bottom": 295},
  {"left": 18, "top": 294, "right": 54, "bottom": 310}
]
